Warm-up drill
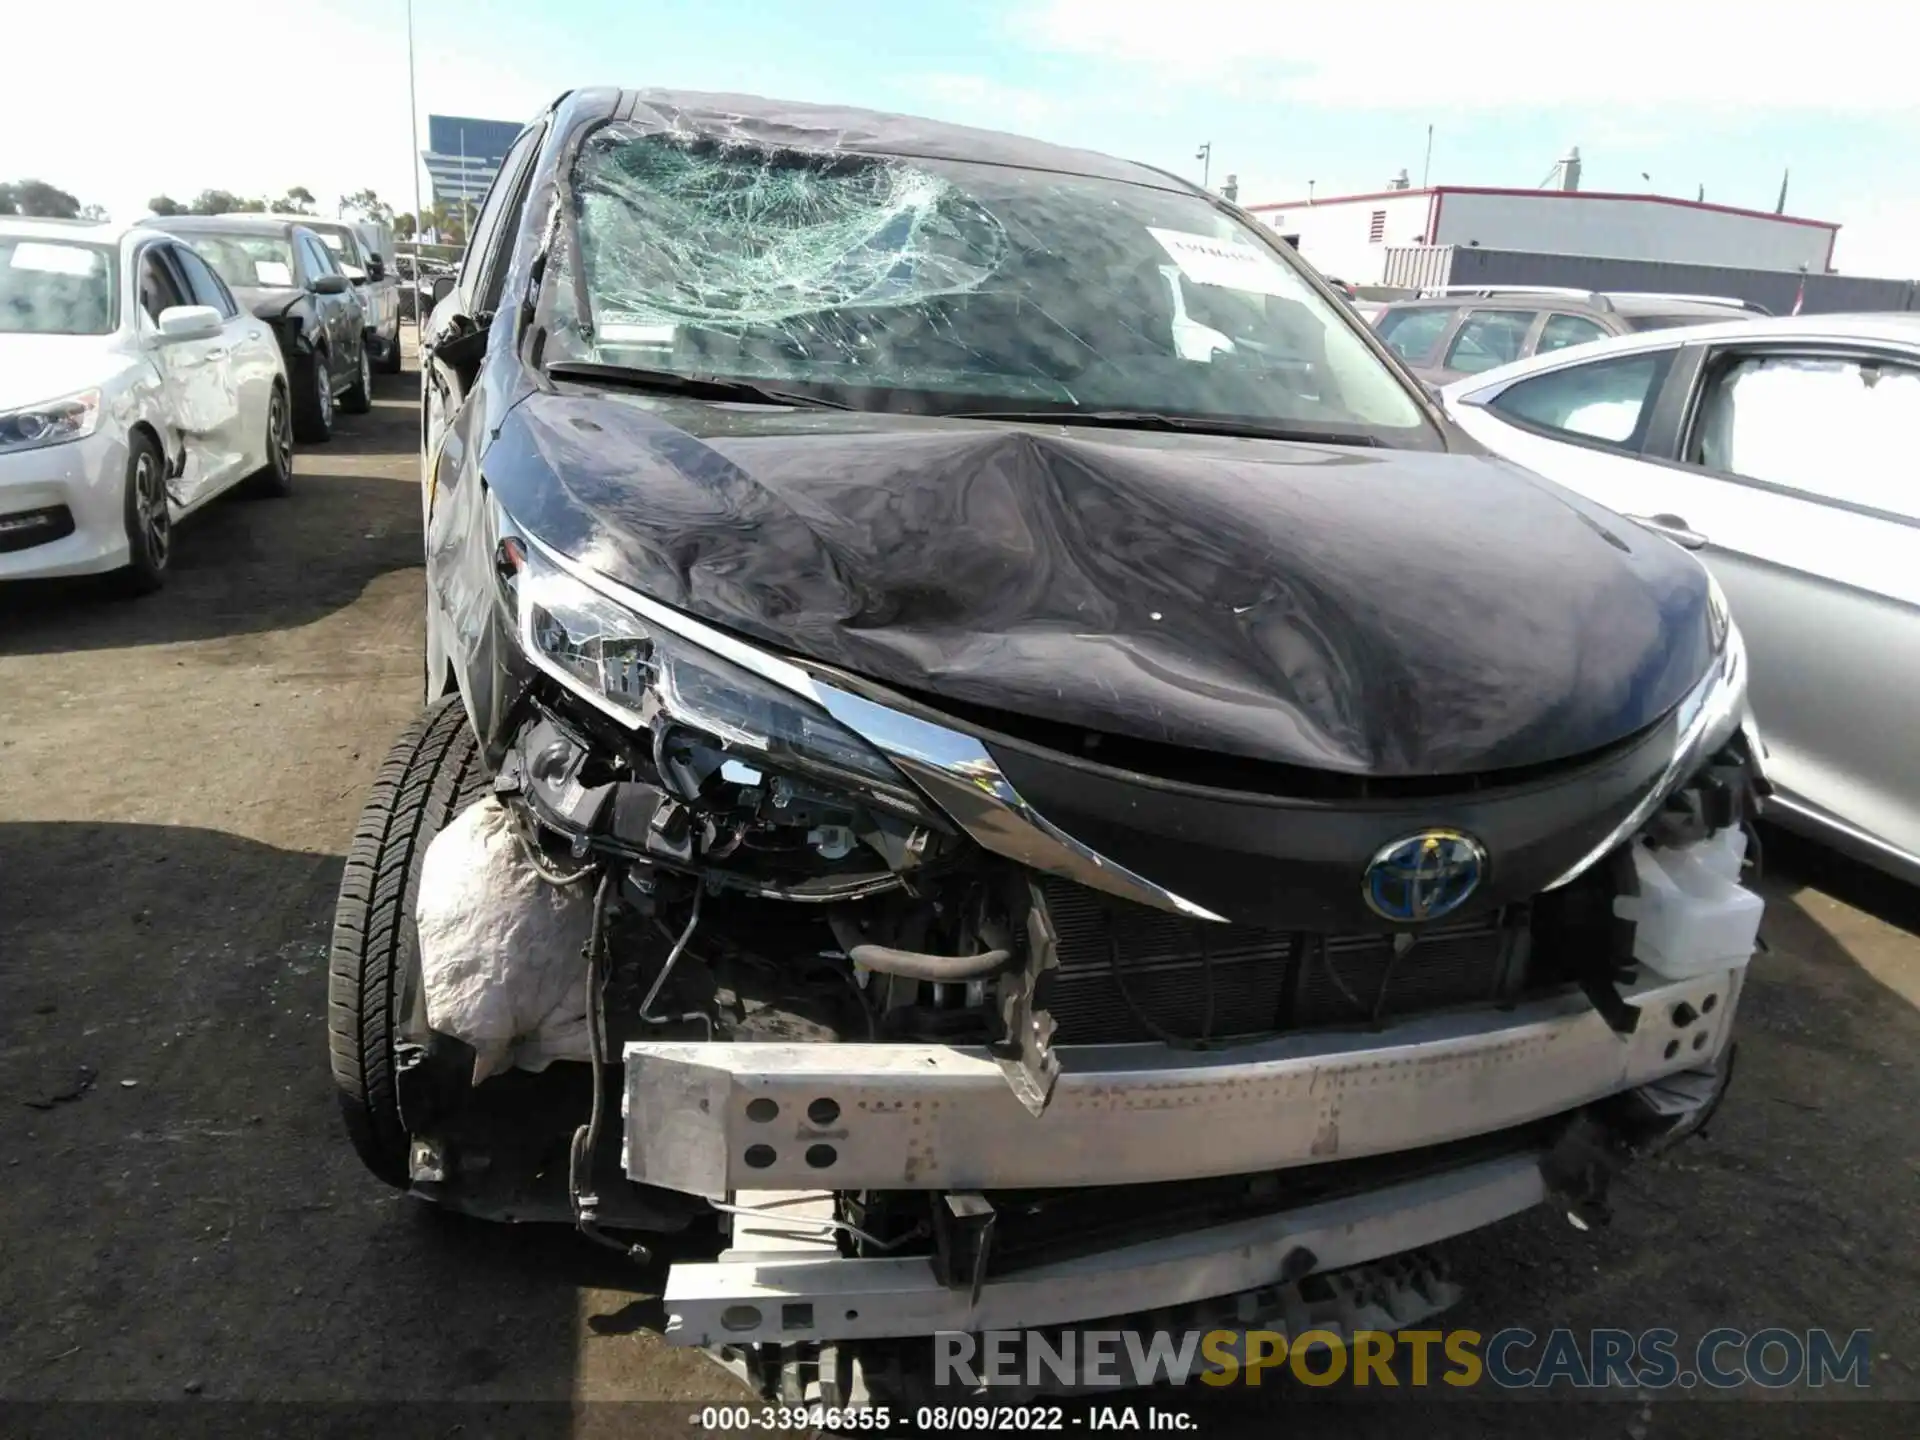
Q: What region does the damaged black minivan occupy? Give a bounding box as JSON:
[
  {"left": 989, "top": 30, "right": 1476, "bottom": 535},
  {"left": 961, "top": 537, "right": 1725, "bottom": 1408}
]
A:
[{"left": 331, "top": 87, "right": 1767, "bottom": 1387}]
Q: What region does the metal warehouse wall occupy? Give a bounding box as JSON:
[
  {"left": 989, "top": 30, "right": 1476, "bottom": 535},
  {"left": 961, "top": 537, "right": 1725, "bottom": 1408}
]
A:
[
  {"left": 1382, "top": 246, "right": 1920, "bottom": 315},
  {"left": 1250, "top": 194, "right": 1433, "bottom": 284},
  {"left": 1433, "top": 192, "right": 1834, "bottom": 272}
]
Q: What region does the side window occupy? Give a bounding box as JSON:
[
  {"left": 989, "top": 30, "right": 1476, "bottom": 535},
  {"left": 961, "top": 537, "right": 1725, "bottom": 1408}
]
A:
[
  {"left": 1444, "top": 309, "right": 1536, "bottom": 374},
  {"left": 302, "top": 235, "right": 337, "bottom": 278},
  {"left": 460, "top": 125, "right": 544, "bottom": 309},
  {"left": 1538, "top": 313, "right": 1611, "bottom": 354},
  {"left": 1689, "top": 352, "right": 1920, "bottom": 519},
  {"left": 136, "top": 247, "right": 190, "bottom": 323},
  {"left": 170, "top": 245, "right": 236, "bottom": 318},
  {"left": 1375, "top": 306, "right": 1453, "bottom": 364},
  {"left": 1489, "top": 349, "right": 1675, "bottom": 449}
]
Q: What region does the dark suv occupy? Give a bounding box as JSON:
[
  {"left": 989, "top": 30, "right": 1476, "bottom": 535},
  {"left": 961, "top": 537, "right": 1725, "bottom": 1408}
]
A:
[{"left": 1375, "top": 286, "right": 1766, "bottom": 386}]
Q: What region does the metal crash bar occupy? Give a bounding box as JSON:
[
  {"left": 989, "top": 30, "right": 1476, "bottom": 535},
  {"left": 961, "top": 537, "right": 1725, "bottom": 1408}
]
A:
[{"left": 622, "top": 963, "right": 1745, "bottom": 1197}]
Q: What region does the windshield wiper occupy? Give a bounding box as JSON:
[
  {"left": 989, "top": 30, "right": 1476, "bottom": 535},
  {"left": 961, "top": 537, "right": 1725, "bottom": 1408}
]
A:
[
  {"left": 545, "top": 361, "right": 853, "bottom": 410},
  {"left": 947, "top": 409, "right": 1381, "bottom": 446}
]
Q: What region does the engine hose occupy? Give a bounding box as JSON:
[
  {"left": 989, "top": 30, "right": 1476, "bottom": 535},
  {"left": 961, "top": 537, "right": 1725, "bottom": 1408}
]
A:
[{"left": 844, "top": 943, "right": 1013, "bottom": 982}]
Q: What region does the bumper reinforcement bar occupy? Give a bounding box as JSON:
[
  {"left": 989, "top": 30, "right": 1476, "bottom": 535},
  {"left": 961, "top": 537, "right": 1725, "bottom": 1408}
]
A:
[{"left": 623, "top": 964, "right": 1744, "bottom": 1196}]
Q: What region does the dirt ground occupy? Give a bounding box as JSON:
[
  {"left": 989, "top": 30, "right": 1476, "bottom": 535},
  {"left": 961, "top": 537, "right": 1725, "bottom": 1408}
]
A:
[{"left": 1, "top": 342, "right": 1915, "bottom": 1438}]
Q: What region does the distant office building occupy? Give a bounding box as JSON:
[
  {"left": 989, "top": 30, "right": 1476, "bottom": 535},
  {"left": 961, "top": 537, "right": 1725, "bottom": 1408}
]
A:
[{"left": 422, "top": 115, "right": 521, "bottom": 208}]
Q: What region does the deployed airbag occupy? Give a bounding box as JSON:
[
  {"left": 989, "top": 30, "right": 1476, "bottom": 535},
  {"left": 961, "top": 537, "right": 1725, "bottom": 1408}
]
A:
[{"left": 416, "top": 797, "right": 595, "bottom": 1082}]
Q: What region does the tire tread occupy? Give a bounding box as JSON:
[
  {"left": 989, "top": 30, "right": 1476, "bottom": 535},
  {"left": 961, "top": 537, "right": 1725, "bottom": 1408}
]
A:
[{"left": 327, "top": 696, "right": 487, "bottom": 1187}]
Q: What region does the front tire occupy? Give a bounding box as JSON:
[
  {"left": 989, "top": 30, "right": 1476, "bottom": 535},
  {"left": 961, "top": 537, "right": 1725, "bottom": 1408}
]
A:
[
  {"left": 293, "top": 348, "right": 334, "bottom": 443},
  {"left": 244, "top": 380, "right": 295, "bottom": 497},
  {"left": 328, "top": 697, "right": 489, "bottom": 1188},
  {"left": 377, "top": 320, "right": 404, "bottom": 374},
  {"left": 341, "top": 340, "right": 373, "bottom": 414},
  {"left": 113, "top": 431, "right": 170, "bottom": 596}
]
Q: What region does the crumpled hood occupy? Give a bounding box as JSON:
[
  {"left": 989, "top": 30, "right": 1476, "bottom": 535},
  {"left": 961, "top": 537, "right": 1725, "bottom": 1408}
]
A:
[{"left": 481, "top": 391, "right": 1716, "bottom": 777}]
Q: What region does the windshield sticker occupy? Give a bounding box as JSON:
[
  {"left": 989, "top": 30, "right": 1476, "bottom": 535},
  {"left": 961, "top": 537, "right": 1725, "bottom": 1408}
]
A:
[
  {"left": 597, "top": 313, "right": 678, "bottom": 345},
  {"left": 9, "top": 242, "right": 100, "bottom": 276},
  {"left": 253, "top": 260, "right": 293, "bottom": 287},
  {"left": 1148, "top": 227, "right": 1302, "bottom": 298}
]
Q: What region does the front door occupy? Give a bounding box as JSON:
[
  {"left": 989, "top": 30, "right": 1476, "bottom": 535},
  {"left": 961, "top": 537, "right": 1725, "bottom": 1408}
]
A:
[
  {"left": 1662, "top": 344, "right": 1920, "bottom": 865},
  {"left": 137, "top": 244, "right": 232, "bottom": 507}
]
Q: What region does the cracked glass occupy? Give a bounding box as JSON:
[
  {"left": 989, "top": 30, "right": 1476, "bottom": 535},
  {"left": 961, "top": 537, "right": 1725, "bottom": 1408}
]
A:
[{"left": 545, "top": 125, "right": 1426, "bottom": 438}]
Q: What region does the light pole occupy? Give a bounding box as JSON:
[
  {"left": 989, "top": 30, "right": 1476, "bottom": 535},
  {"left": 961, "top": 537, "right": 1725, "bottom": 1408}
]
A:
[
  {"left": 407, "top": 0, "right": 423, "bottom": 243},
  {"left": 1195, "top": 142, "right": 1211, "bottom": 190}
]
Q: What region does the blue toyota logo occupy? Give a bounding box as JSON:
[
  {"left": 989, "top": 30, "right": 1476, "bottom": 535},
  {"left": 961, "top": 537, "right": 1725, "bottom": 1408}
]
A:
[{"left": 1363, "top": 830, "right": 1486, "bottom": 922}]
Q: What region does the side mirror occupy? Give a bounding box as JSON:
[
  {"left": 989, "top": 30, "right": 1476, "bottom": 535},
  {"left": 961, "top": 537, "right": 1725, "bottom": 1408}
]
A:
[
  {"left": 430, "top": 273, "right": 456, "bottom": 307},
  {"left": 154, "top": 304, "right": 223, "bottom": 343},
  {"left": 366, "top": 255, "right": 386, "bottom": 281},
  {"left": 313, "top": 273, "right": 351, "bottom": 296}
]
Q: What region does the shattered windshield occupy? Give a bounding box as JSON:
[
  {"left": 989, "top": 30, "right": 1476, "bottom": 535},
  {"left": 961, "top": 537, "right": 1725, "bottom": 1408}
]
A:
[
  {"left": 0, "top": 239, "right": 115, "bottom": 335},
  {"left": 546, "top": 127, "right": 1428, "bottom": 441},
  {"left": 178, "top": 234, "right": 298, "bottom": 290}
]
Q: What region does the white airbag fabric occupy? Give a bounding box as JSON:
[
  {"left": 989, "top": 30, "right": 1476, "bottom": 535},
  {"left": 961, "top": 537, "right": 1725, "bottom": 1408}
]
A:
[{"left": 416, "top": 797, "right": 595, "bottom": 1083}]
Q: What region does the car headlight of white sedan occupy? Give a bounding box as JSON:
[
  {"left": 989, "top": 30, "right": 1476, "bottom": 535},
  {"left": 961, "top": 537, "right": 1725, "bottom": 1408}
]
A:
[{"left": 0, "top": 388, "right": 102, "bottom": 455}]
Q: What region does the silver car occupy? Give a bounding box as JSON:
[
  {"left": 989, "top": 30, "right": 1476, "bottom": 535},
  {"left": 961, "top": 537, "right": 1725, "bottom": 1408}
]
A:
[{"left": 1442, "top": 313, "right": 1920, "bottom": 883}]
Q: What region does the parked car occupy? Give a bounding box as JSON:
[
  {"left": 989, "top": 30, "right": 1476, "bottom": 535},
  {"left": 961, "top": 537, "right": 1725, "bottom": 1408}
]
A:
[
  {"left": 0, "top": 217, "right": 293, "bottom": 593},
  {"left": 394, "top": 252, "right": 453, "bottom": 323},
  {"left": 155, "top": 216, "right": 370, "bottom": 443},
  {"left": 239, "top": 214, "right": 403, "bottom": 377},
  {"left": 1376, "top": 287, "right": 1766, "bottom": 387},
  {"left": 1442, "top": 313, "right": 1919, "bottom": 886},
  {"left": 336, "top": 87, "right": 1765, "bottom": 1389}
]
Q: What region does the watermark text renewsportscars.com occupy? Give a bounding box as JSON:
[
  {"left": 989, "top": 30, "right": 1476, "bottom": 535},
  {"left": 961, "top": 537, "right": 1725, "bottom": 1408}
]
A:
[{"left": 935, "top": 1327, "right": 1875, "bottom": 1390}]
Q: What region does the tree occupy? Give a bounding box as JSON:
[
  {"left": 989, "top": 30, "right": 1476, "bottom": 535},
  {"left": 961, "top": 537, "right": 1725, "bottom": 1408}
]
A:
[
  {"left": 420, "top": 200, "right": 467, "bottom": 246},
  {"left": 340, "top": 187, "right": 394, "bottom": 223},
  {"left": 276, "top": 186, "right": 316, "bottom": 215},
  {"left": 78, "top": 203, "right": 109, "bottom": 222},
  {"left": 394, "top": 212, "right": 417, "bottom": 240},
  {"left": 189, "top": 188, "right": 248, "bottom": 215},
  {"left": 147, "top": 194, "right": 187, "bottom": 216},
  {"left": 0, "top": 179, "right": 83, "bottom": 218}
]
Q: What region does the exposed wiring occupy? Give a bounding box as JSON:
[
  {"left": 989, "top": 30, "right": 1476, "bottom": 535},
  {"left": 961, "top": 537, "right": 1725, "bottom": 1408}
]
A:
[
  {"left": 504, "top": 799, "right": 599, "bottom": 887},
  {"left": 1370, "top": 935, "right": 1413, "bottom": 1025},
  {"left": 1104, "top": 927, "right": 1220, "bottom": 1051},
  {"left": 1313, "top": 933, "right": 1372, "bottom": 1019},
  {"left": 569, "top": 869, "right": 650, "bottom": 1264},
  {"left": 639, "top": 885, "right": 704, "bottom": 1021},
  {"left": 704, "top": 1197, "right": 927, "bottom": 1254}
]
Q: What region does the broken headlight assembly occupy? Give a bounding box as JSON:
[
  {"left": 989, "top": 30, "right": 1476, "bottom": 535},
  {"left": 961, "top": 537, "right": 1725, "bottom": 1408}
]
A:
[
  {"left": 1547, "top": 572, "right": 1760, "bottom": 891},
  {"left": 489, "top": 495, "right": 945, "bottom": 893}
]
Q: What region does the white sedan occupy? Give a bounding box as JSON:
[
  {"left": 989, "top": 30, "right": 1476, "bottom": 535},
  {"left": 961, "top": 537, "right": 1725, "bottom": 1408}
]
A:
[
  {"left": 1441, "top": 313, "right": 1920, "bottom": 884},
  {"left": 0, "top": 217, "right": 293, "bottom": 593}
]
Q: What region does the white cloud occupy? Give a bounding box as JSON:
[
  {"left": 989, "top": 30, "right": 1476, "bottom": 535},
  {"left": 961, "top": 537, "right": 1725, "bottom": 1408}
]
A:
[
  {"left": 1829, "top": 197, "right": 1920, "bottom": 278},
  {"left": 0, "top": 0, "right": 560, "bottom": 225},
  {"left": 1026, "top": 0, "right": 1920, "bottom": 110}
]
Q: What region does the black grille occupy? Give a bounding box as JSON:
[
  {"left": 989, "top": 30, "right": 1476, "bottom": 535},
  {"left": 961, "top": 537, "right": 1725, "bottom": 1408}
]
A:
[{"left": 1038, "top": 879, "right": 1511, "bottom": 1045}]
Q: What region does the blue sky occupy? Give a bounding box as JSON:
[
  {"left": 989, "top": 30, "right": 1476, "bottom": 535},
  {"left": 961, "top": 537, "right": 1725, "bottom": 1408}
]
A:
[{"left": 6, "top": 0, "right": 1917, "bottom": 275}]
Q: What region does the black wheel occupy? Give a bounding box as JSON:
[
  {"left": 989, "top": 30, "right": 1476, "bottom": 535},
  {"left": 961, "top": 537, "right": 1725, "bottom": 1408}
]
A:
[
  {"left": 113, "top": 431, "right": 169, "bottom": 596},
  {"left": 341, "top": 339, "right": 373, "bottom": 414},
  {"left": 328, "top": 696, "right": 489, "bottom": 1188},
  {"left": 377, "top": 321, "right": 404, "bottom": 374},
  {"left": 293, "top": 348, "right": 334, "bottom": 443},
  {"left": 244, "top": 380, "right": 295, "bottom": 497}
]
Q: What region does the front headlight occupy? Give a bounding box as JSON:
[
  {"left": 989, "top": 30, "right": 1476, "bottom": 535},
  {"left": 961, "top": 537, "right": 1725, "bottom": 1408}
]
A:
[
  {"left": 499, "top": 507, "right": 921, "bottom": 807},
  {"left": 0, "top": 389, "right": 101, "bottom": 455},
  {"left": 1545, "top": 615, "right": 1751, "bottom": 890},
  {"left": 1705, "top": 572, "right": 1731, "bottom": 653}
]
